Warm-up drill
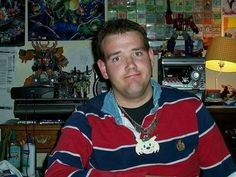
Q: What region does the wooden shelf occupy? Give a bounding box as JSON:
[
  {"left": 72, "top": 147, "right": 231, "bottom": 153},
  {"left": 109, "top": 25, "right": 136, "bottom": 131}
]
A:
[{"left": 0, "top": 123, "right": 62, "bottom": 154}]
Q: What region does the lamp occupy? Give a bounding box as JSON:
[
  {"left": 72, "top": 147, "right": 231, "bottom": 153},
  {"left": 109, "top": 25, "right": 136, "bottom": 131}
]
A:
[{"left": 205, "top": 36, "right": 236, "bottom": 101}]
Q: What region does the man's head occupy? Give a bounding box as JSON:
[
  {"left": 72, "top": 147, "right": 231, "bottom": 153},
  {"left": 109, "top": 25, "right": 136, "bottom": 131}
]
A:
[
  {"left": 94, "top": 19, "right": 154, "bottom": 107},
  {"left": 94, "top": 19, "right": 150, "bottom": 62}
]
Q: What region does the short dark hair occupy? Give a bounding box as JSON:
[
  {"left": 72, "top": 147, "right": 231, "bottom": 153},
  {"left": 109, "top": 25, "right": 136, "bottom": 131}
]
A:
[{"left": 93, "top": 19, "right": 150, "bottom": 62}]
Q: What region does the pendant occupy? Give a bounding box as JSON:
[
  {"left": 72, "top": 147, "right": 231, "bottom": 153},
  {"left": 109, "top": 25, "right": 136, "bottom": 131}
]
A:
[
  {"left": 176, "top": 139, "right": 185, "bottom": 151},
  {"left": 135, "top": 136, "right": 160, "bottom": 155}
]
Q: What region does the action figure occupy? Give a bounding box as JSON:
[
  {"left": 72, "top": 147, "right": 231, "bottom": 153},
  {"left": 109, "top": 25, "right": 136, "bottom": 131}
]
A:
[
  {"left": 165, "top": 0, "right": 199, "bottom": 56},
  {"left": 19, "top": 41, "right": 68, "bottom": 86},
  {"left": 74, "top": 72, "right": 91, "bottom": 98}
]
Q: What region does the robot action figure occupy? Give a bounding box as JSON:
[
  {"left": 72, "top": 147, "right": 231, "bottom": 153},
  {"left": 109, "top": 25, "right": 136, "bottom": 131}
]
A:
[{"left": 165, "top": 0, "right": 199, "bottom": 56}]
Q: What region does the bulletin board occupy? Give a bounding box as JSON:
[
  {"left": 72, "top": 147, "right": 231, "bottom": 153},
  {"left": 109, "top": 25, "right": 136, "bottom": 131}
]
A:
[{"left": 107, "top": 0, "right": 222, "bottom": 48}]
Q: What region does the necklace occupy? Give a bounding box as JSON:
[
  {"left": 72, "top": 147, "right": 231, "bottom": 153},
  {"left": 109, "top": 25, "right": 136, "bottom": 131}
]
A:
[
  {"left": 118, "top": 105, "right": 157, "bottom": 136},
  {"left": 113, "top": 92, "right": 160, "bottom": 155}
]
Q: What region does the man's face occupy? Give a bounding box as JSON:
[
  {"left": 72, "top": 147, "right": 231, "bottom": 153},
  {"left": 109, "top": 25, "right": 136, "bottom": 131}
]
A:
[{"left": 97, "top": 31, "right": 154, "bottom": 103}]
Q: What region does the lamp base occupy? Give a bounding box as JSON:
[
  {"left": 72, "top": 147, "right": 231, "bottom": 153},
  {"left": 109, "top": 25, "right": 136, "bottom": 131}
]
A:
[
  {"left": 207, "top": 89, "right": 221, "bottom": 99},
  {"left": 205, "top": 89, "right": 224, "bottom": 105}
]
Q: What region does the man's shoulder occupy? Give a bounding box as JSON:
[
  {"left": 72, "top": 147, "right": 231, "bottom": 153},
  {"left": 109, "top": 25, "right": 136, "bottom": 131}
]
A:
[
  {"left": 161, "top": 85, "right": 195, "bottom": 95},
  {"left": 159, "top": 86, "right": 200, "bottom": 104},
  {"left": 74, "top": 92, "right": 108, "bottom": 116},
  {"left": 65, "top": 93, "right": 109, "bottom": 126}
]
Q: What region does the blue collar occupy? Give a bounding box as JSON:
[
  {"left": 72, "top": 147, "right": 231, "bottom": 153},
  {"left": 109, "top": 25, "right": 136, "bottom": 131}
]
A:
[{"left": 101, "top": 79, "right": 162, "bottom": 125}]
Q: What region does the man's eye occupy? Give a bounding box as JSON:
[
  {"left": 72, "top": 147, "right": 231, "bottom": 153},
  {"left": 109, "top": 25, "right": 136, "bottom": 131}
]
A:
[
  {"left": 112, "top": 56, "right": 120, "bottom": 62},
  {"left": 134, "top": 51, "right": 143, "bottom": 57}
]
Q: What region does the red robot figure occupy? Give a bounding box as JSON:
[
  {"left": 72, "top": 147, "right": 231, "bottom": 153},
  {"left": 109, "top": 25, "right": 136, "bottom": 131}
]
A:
[{"left": 165, "top": 0, "right": 199, "bottom": 56}]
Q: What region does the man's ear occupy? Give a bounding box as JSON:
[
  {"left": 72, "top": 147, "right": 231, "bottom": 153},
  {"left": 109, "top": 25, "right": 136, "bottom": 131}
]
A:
[
  {"left": 97, "top": 59, "right": 109, "bottom": 79},
  {"left": 148, "top": 48, "right": 155, "bottom": 67}
]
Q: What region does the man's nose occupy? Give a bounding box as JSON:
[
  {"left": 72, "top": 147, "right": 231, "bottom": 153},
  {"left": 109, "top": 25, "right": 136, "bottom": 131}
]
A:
[{"left": 126, "top": 56, "right": 136, "bottom": 69}]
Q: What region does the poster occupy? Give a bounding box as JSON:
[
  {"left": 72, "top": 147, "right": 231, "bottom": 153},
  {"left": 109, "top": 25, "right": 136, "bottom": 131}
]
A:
[
  {"left": 28, "top": 0, "right": 105, "bottom": 41},
  {"left": 0, "top": 0, "right": 25, "bottom": 46}
]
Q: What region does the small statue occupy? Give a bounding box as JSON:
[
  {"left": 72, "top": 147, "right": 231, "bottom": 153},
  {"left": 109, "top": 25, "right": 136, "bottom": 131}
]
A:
[{"left": 72, "top": 66, "right": 91, "bottom": 98}]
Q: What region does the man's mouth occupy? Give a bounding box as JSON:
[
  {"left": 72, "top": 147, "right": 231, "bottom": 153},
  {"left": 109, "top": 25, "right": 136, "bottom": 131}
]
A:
[{"left": 125, "top": 73, "right": 140, "bottom": 79}]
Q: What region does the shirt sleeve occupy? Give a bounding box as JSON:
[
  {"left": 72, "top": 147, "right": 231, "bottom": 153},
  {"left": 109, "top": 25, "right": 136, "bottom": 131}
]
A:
[{"left": 196, "top": 104, "right": 236, "bottom": 177}]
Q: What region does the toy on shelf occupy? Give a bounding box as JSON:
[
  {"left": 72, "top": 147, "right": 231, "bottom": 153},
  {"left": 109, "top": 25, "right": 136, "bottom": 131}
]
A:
[{"left": 72, "top": 66, "right": 91, "bottom": 98}]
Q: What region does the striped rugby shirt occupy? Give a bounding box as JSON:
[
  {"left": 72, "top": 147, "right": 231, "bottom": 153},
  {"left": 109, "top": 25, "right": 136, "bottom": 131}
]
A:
[{"left": 45, "top": 80, "right": 236, "bottom": 177}]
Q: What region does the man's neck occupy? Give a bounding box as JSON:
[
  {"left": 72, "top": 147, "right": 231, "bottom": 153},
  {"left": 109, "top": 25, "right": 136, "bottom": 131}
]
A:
[
  {"left": 113, "top": 85, "right": 153, "bottom": 108},
  {"left": 122, "top": 96, "right": 154, "bottom": 125}
]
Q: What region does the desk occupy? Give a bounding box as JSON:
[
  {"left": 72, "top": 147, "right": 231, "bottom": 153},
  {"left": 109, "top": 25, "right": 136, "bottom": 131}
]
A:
[
  {"left": 207, "top": 106, "right": 236, "bottom": 162},
  {"left": 0, "top": 123, "right": 62, "bottom": 153}
]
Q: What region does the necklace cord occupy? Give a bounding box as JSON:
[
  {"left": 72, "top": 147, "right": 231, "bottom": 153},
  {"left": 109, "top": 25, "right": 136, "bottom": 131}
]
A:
[{"left": 118, "top": 104, "right": 157, "bottom": 136}]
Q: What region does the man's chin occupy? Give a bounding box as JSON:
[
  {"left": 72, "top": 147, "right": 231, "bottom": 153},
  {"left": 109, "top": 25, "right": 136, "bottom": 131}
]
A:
[{"left": 125, "top": 85, "right": 144, "bottom": 97}]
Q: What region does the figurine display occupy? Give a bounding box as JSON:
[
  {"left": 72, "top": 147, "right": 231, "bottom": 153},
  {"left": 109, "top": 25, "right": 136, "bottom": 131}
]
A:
[
  {"left": 71, "top": 67, "right": 91, "bottom": 98},
  {"left": 18, "top": 41, "right": 91, "bottom": 98},
  {"left": 221, "top": 84, "right": 236, "bottom": 105}
]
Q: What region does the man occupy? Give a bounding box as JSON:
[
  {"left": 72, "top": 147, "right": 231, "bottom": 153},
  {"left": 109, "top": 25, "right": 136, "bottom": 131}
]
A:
[{"left": 45, "top": 19, "right": 236, "bottom": 177}]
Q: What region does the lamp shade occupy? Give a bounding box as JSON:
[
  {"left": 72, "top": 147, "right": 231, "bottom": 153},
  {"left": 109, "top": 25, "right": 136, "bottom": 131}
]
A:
[{"left": 205, "top": 36, "right": 236, "bottom": 72}]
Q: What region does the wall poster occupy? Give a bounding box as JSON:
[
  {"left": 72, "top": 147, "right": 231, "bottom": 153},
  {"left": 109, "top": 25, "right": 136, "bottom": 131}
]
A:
[
  {"left": 0, "top": 0, "right": 25, "bottom": 47},
  {"left": 28, "top": 0, "right": 105, "bottom": 41}
]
